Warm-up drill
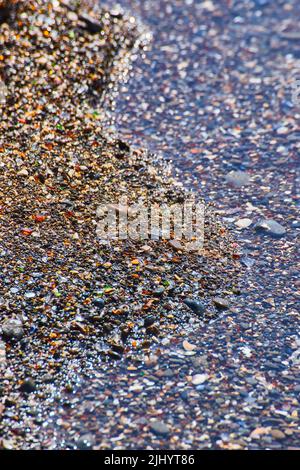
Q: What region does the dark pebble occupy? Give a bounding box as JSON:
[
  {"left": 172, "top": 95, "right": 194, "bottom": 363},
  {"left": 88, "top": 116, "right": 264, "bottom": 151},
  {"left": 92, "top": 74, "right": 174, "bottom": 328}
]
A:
[
  {"left": 144, "top": 315, "right": 156, "bottom": 328},
  {"left": 213, "top": 297, "right": 230, "bottom": 310},
  {"left": 183, "top": 298, "right": 205, "bottom": 316},
  {"left": 117, "top": 140, "right": 130, "bottom": 153},
  {"left": 76, "top": 433, "right": 95, "bottom": 450},
  {"left": 20, "top": 378, "right": 36, "bottom": 393},
  {"left": 153, "top": 287, "right": 165, "bottom": 297}
]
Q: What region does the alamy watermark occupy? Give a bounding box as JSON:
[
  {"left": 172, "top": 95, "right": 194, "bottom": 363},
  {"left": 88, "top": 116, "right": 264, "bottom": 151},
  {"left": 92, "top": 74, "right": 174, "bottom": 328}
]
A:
[{"left": 96, "top": 196, "right": 205, "bottom": 251}]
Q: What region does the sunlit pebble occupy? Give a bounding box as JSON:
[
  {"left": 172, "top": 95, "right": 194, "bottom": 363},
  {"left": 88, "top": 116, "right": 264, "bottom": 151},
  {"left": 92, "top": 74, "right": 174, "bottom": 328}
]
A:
[{"left": 25, "top": 292, "right": 36, "bottom": 299}]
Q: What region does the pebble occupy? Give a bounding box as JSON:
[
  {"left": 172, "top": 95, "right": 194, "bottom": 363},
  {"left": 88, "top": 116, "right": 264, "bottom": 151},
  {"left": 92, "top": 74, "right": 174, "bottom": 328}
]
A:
[
  {"left": 235, "top": 218, "right": 252, "bottom": 229},
  {"left": 182, "top": 340, "right": 196, "bottom": 351},
  {"left": 1, "top": 319, "right": 24, "bottom": 341},
  {"left": 183, "top": 298, "right": 205, "bottom": 316},
  {"left": 168, "top": 239, "right": 183, "bottom": 251},
  {"left": 93, "top": 298, "right": 105, "bottom": 310},
  {"left": 270, "top": 429, "right": 286, "bottom": 440},
  {"left": 192, "top": 373, "right": 209, "bottom": 385},
  {"left": 20, "top": 378, "right": 36, "bottom": 393},
  {"left": 0, "top": 341, "right": 6, "bottom": 370},
  {"left": 255, "top": 219, "right": 286, "bottom": 238},
  {"left": 225, "top": 171, "right": 250, "bottom": 188},
  {"left": 76, "top": 433, "right": 95, "bottom": 450},
  {"left": 149, "top": 420, "right": 170, "bottom": 436},
  {"left": 153, "top": 287, "right": 165, "bottom": 297},
  {"left": 213, "top": 297, "right": 230, "bottom": 310}
]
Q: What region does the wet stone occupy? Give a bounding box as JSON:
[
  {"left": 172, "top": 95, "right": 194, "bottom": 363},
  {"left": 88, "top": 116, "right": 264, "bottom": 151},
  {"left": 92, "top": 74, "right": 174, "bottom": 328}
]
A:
[
  {"left": 149, "top": 420, "right": 170, "bottom": 436},
  {"left": 255, "top": 219, "right": 286, "bottom": 238},
  {"left": 225, "top": 171, "right": 250, "bottom": 188},
  {"left": 41, "top": 374, "right": 55, "bottom": 384},
  {"left": 117, "top": 140, "right": 130, "bottom": 153},
  {"left": 93, "top": 298, "right": 105, "bottom": 310},
  {"left": 1, "top": 319, "right": 24, "bottom": 341},
  {"left": 76, "top": 433, "right": 95, "bottom": 450},
  {"left": 213, "top": 297, "right": 230, "bottom": 310},
  {"left": 153, "top": 287, "right": 165, "bottom": 297},
  {"left": 144, "top": 315, "right": 156, "bottom": 328},
  {"left": 270, "top": 429, "right": 286, "bottom": 441},
  {"left": 183, "top": 299, "right": 205, "bottom": 316},
  {"left": 20, "top": 378, "right": 36, "bottom": 393},
  {"left": 168, "top": 239, "right": 183, "bottom": 251}
]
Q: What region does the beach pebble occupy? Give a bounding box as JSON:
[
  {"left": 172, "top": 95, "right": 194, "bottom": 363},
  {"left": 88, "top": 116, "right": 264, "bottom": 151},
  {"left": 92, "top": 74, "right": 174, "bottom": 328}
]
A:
[
  {"left": 225, "top": 171, "right": 250, "bottom": 187},
  {"left": 255, "top": 219, "right": 286, "bottom": 238},
  {"left": 1, "top": 319, "right": 24, "bottom": 341},
  {"left": 213, "top": 297, "right": 230, "bottom": 310},
  {"left": 192, "top": 373, "right": 209, "bottom": 385},
  {"left": 20, "top": 378, "right": 36, "bottom": 393},
  {"left": 93, "top": 298, "right": 105, "bottom": 309},
  {"left": 149, "top": 420, "right": 170, "bottom": 436}
]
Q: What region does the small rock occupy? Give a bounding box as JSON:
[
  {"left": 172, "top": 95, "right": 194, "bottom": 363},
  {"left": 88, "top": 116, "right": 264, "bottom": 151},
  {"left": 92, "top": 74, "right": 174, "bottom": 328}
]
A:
[
  {"left": 183, "top": 298, "right": 205, "bottom": 316},
  {"left": 213, "top": 297, "right": 230, "bottom": 310},
  {"left": 41, "top": 374, "right": 55, "bottom": 384},
  {"left": 0, "top": 341, "right": 6, "bottom": 370},
  {"left": 270, "top": 429, "right": 285, "bottom": 440},
  {"left": 255, "top": 219, "right": 286, "bottom": 238},
  {"left": 20, "top": 377, "right": 36, "bottom": 393},
  {"left": 276, "top": 126, "right": 289, "bottom": 135},
  {"left": 291, "top": 220, "right": 300, "bottom": 229},
  {"left": 117, "top": 140, "right": 130, "bottom": 153},
  {"left": 110, "top": 342, "right": 125, "bottom": 354},
  {"left": 183, "top": 340, "right": 196, "bottom": 351},
  {"left": 1, "top": 439, "right": 15, "bottom": 450},
  {"left": 192, "top": 373, "right": 209, "bottom": 385},
  {"left": 241, "top": 256, "right": 255, "bottom": 268},
  {"left": 250, "top": 427, "right": 270, "bottom": 439},
  {"left": 225, "top": 170, "right": 250, "bottom": 187},
  {"left": 93, "top": 298, "right": 105, "bottom": 309},
  {"left": 1, "top": 319, "right": 24, "bottom": 341},
  {"left": 235, "top": 218, "right": 252, "bottom": 229},
  {"left": 168, "top": 239, "right": 183, "bottom": 251},
  {"left": 149, "top": 420, "right": 170, "bottom": 436},
  {"left": 144, "top": 315, "right": 156, "bottom": 328},
  {"left": 79, "top": 12, "right": 102, "bottom": 34},
  {"left": 76, "top": 433, "right": 95, "bottom": 450},
  {"left": 280, "top": 31, "right": 300, "bottom": 40},
  {"left": 153, "top": 287, "right": 165, "bottom": 297}
]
